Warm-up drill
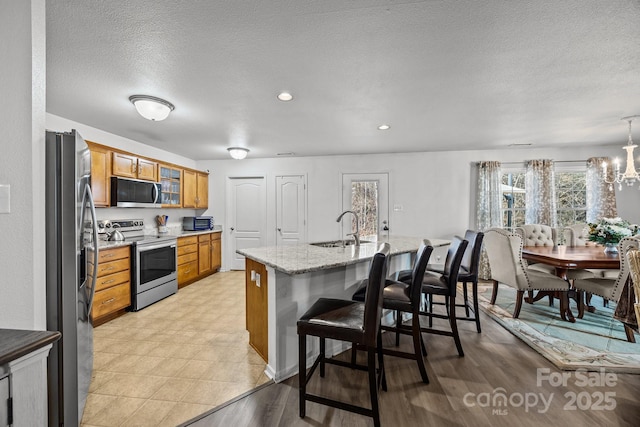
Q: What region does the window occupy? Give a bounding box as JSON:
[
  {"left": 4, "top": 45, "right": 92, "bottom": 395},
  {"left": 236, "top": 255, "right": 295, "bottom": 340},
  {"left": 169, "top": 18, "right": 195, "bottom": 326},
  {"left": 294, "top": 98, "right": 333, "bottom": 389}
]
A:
[
  {"left": 500, "top": 165, "right": 587, "bottom": 230},
  {"left": 501, "top": 171, "right": 526, "bottom": 231},
  {"left": 350, "top": 181, "right": 378, "bottom": 237}
]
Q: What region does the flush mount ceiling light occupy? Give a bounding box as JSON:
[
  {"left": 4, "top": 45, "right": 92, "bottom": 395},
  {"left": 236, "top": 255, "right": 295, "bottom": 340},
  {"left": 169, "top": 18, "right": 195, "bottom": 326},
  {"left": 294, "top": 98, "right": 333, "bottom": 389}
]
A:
[
  {"left": 129, "top": 95, "right": 175, "bottom": 121},
  {"left": 277, "top": 92, "right": 293, "bottom": 102},
  {"left": 227, "top": 147, "right": 250, "bottom": 160},
  {"left": 377, "top": 124, "right": 390, "bottom": 130}
]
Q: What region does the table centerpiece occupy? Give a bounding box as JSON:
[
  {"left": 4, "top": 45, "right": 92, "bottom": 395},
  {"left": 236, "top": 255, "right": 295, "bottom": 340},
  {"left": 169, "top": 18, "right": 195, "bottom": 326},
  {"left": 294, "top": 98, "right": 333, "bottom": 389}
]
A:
[{"left": 586, "top": 217, "right": 639, "bottom": 253}]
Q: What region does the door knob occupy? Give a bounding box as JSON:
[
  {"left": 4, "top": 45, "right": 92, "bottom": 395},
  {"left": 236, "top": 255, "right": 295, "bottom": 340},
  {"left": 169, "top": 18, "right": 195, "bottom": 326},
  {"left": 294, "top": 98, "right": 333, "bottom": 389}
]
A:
[
  {"left": 277, "top": 228, "right": 282, "bottom": 232},
  {"left": 230, "top": 227, "right": 235, "bottom": 231}
]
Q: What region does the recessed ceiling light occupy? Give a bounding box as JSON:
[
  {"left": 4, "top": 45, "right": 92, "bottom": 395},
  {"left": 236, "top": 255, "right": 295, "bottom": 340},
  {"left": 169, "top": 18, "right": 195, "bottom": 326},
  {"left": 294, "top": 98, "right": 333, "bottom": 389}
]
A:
[
  {"left": 377, "top": 124, "right": 390, "bottom": 130},
  {"left": 276, "top": 152, "right": 295, "bottom": 156},
  {"left": 277, "top": 92, "right": 293, "bottom": 102},
  {"left": 508, "top": 143, "right": 533, "bottom": 147}
]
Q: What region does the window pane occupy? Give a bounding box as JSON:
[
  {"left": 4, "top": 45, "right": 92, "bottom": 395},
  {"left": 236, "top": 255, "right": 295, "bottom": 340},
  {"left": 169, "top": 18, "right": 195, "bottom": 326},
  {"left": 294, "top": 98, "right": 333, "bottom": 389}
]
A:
[{"left": 351, "top": 181, "right": 378, "bottom": 237}]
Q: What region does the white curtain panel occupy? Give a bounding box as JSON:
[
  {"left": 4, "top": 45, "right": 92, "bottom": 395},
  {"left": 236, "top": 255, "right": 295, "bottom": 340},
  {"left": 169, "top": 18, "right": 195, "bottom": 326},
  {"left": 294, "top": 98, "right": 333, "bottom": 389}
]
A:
[
  {"left": 476, "top": 161, "right": 502, "bottom": 280},
  {"left": 525, "top": 159, "right": 557, "bottom": 226},
  {"left": 586, "top": 157, "right": 617, "bottom": 223}
]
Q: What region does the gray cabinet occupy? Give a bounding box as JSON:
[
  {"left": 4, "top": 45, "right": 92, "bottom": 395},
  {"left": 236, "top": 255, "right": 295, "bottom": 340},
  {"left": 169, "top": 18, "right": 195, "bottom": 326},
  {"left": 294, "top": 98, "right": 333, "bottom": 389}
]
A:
[{"left": 0, "top": 375, "right": 8, "bottom": 427}]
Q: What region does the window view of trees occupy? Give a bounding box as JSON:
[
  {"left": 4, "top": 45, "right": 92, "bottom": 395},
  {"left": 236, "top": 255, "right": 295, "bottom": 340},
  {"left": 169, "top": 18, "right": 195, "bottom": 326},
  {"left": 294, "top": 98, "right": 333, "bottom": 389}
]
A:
[
  {"left": 555, "top": 171, "right": 587, "bottom": 227},
  {"left": 351, "top": 181, "right": 378, "bottom": 237},
  {"left": 500, "top": 169, "right": 587, "bottom": 231}
]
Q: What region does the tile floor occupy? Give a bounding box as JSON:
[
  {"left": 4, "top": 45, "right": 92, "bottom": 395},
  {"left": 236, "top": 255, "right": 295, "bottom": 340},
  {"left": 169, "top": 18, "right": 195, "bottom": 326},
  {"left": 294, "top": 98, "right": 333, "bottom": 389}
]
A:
[{"left": 81, "top": 271, "right": 271, "bottom": 427}]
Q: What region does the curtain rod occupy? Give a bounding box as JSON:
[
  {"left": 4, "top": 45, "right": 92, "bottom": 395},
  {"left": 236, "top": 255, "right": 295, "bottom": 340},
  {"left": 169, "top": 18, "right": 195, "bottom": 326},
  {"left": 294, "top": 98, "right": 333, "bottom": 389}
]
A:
[{"left": 499, "top": 160, "right": 587, "bottom": 166}]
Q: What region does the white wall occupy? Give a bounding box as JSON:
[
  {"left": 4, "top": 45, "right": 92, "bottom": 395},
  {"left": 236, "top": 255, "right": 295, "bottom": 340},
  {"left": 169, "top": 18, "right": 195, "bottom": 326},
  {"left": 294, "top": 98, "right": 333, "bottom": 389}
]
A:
[
  {"left": 198, "top": 145, "right": 640, "bottom": 271},
  {"left": 0, "top": 0, "right": 46, "bottom": 329}
]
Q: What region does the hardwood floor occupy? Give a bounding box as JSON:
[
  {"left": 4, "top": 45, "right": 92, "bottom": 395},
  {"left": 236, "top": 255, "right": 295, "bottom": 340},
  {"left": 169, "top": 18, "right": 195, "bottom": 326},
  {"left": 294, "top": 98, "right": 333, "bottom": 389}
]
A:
[{"left": 185, "top": 306, "right": 640, "bottom": 427}]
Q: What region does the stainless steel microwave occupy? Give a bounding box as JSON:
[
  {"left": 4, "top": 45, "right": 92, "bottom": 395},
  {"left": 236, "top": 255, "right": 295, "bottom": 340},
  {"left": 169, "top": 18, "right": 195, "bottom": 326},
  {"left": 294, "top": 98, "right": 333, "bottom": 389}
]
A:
[
  {"left": 110, "top": 177, "right": 162, "bottom": 208},
  {"left": 183, "top": 216, "right": 214, "bottom": 231}
]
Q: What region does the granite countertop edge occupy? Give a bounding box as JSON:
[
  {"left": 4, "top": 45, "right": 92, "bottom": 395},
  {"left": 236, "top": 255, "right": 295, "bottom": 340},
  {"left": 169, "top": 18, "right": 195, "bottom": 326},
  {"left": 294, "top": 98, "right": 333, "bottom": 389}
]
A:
[
  {"left": 238, "top": 237, "right": 450, "bottom": 275},
  {"left": 0, "top": 329, "right": 61, "bottom": 366}
]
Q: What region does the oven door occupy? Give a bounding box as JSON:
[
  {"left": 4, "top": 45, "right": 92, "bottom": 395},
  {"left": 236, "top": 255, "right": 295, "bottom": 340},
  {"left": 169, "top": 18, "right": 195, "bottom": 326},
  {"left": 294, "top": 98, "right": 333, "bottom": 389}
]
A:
[{"left": 135, "top": 240, "right": 177, "bottom": 293}]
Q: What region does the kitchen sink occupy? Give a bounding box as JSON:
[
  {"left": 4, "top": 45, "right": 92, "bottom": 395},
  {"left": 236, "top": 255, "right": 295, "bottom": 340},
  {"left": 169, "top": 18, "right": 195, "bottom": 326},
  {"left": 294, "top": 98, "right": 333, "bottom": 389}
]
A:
[{"left": 310, "top": 240, "right": 371, "bottom": 248}]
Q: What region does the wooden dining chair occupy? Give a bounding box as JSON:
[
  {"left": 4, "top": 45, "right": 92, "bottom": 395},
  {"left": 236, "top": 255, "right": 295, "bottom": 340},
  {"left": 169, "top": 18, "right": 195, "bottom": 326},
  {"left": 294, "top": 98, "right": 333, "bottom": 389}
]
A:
[{"left": 483, "top": 228, "right": 571, "bottom": 319}]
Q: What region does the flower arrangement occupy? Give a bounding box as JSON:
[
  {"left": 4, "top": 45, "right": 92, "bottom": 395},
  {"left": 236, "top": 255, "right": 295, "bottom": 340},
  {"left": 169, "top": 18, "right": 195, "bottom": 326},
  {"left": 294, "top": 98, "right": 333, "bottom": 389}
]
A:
[{"left": 586, "top": 217, "right": 639, "bottom": 246}]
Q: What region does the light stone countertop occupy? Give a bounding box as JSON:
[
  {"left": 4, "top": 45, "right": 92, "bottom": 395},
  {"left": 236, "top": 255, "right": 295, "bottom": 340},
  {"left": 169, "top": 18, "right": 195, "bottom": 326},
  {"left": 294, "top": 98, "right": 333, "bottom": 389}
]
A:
[
  {"left": 237, "top": 236, "right": 450, "bottom": 275},
  {"left": 94, "top": 225, "right": 223, "bottom": 250}
]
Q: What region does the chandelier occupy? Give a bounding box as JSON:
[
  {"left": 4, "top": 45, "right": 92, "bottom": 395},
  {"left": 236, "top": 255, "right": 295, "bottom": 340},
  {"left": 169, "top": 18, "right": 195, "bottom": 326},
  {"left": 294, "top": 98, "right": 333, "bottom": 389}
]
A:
[{"left": 603, "top": 115, "right": 640, "bottom": 190}]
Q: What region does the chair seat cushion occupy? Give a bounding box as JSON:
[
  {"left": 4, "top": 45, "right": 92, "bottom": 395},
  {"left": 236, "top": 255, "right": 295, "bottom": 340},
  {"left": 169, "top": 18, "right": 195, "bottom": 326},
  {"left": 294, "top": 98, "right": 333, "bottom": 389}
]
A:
[
  {"left": 352, "top": 279, "right": 412, "bottom": 312},
  {"left": 421, "top": 274, "right": 450, "bottom": 296},
  {"left": 572, "top": 278, "right": 617, "bottom": 299},
  {"left": 564, "top": 269, "right": 596, "bottom": 280},
  {"left": 524, "top": 269, "right": 570, "bottom": 290},
  {"left": 297, "top": 298, "right": 366, "bottom": 342},
  {"left": 527, "top": 263, "right": 557, "bottom": 275}
]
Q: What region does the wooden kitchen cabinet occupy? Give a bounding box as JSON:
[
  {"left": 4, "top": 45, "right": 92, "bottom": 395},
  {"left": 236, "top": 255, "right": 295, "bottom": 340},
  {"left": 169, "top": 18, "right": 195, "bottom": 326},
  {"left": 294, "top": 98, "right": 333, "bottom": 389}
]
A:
[
  {"left": 177, "top": 236, "right": 199, "bottom": 288},
  {"left": 88, "top": 246, "right": 131, "bottom": 326},
  {"left": 198, "top": 234, "right": 212, "bottom": 275},
  {"left": 177, "top": 232, "right": 221, "bottom": 288},
  {"left": 112, "top": 152, "right": 157, "bottom": 181},
  {"left": 245, "top": 258, "right": 268, "bottom": 362},
  {"left": 211, "top": 232, "right": 221, "bottom": 271},
  {"left": 159, "top": 164, "right": 182, "bottom": 207},
  {"left": 86, "top": 141, "right": 110, "bottom": 207},
  {"left": 183, "top": 169, "right": 209, "bottom": 209}
]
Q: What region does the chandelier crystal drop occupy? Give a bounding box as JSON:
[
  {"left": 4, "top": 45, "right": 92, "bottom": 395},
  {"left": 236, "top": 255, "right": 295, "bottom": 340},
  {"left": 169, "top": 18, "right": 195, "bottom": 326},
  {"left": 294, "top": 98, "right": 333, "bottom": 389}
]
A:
[{"left": 602, "top": 115, "right": 640, "bottom": 191}]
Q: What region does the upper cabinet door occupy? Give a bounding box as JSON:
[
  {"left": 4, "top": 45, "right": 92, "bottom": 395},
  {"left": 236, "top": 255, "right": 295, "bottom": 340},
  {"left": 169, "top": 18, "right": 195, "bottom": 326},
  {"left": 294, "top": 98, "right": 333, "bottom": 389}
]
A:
[
  {"left": 88, "top": 143, "right": 110, "bottom": 207},
  {"left": 196, "top": 172, "right": 208, "bottom": 209},
  {"left": 112, "top": 152, "right": 157, "bottom": 181},
  {"left": 183, "top": 169, "right": 197, "bottom": 208},
  {"left": 137, "top": 158, "right": 157, "bottom": 181},
  {"left": 112, "top": 152, "right": 137, "bottom": 178}
]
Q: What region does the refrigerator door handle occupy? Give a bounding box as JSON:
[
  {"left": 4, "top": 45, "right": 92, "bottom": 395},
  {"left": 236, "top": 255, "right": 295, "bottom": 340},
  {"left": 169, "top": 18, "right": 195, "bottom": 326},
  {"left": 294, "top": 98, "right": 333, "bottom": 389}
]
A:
[{"left": 85, "top": 183, "right": 99, "bottom": 314}]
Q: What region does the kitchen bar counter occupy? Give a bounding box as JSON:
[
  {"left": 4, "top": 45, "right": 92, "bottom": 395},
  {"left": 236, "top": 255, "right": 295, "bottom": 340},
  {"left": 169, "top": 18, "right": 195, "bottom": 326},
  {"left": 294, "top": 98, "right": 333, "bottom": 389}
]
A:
[
  {"left": 0, "top": 329, "right": 61, "bottom": 367},
  {"left": 239, "top": 236, "right": 450, "bottom": 382},
  {"left": 238, "top": 236, "right": 449, "bottom": 275}
]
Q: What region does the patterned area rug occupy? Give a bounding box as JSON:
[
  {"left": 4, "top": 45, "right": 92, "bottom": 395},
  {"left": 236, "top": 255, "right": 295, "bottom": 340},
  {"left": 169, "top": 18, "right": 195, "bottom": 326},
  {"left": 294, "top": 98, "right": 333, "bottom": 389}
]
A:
[{"left": 477, "top": 282, "right": 640, "bottom": 374}]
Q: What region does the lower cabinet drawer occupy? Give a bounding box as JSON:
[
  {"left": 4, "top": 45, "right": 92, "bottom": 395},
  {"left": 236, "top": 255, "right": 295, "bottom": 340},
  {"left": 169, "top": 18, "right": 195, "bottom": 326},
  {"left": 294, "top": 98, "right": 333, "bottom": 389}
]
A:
[
  {"left": 92, "top": 282, "right": 131, "bottom": 319},
  {"left": 177, "top": 243, "right": 198, "bottom": 257},
  {"left": 178, "top": 251, "right": 198, "bottom": 265},
  {"left": 94, "top": 270, "right": 131, "bottom": 292},
  {"left": 178, "top": 260, "right": 198, "bottom": 284}
]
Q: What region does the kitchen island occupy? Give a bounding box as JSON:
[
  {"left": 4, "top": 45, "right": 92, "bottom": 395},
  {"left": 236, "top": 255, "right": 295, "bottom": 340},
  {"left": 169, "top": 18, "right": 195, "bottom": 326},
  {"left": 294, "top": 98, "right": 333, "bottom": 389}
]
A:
[{"left": 237, "top": 236, "right": 450, "bottom": 382}]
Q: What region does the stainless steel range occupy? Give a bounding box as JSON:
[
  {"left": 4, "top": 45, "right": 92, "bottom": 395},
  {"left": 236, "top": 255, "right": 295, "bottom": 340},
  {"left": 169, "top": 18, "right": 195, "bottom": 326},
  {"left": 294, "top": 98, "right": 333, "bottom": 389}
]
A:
[{"left": 97, "top": 219, "right": 177, "bottom": 311}]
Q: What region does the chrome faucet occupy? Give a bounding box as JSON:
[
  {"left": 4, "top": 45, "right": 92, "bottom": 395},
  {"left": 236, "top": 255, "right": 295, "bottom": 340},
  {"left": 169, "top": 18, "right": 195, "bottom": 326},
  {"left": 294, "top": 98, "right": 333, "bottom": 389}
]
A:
[{"left": 336, "top": 210, "right": 360, "bottom": 246}]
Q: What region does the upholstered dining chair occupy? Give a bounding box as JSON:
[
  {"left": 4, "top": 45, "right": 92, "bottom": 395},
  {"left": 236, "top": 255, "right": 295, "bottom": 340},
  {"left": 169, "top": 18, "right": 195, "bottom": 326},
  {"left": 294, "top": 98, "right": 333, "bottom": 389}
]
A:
[
  {"left": 626, "top": 249, "right": 640, "bottom": 328},
  {"left": 483, "top": 228, "right": 571, "bottom": 319},
  {"left": 297, "top": 243, "right": 389, "bottom": 427},
  {"left": 425, "top": 230, "right": 485, "bottom": 333},
  {"left": 419, "top": 236, "right": 468, "bottom": 356},
  {"left": 571, "top": 236, "right": 637, "bottom": 319},
  {"left": 564, "top": 223, "right": 620, "bottom": 279},
  {"left": 515, "top": 224, "right": 558, "bottom": 275},
  {"left": 352, "top": 239, "right": 433, "bottom": 383}
]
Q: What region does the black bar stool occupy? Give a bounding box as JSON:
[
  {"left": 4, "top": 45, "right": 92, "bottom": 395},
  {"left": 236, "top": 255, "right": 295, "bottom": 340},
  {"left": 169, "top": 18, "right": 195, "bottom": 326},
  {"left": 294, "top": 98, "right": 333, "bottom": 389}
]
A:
[{"left": 297, "top": 243, "right": 390, "bottom": 427}]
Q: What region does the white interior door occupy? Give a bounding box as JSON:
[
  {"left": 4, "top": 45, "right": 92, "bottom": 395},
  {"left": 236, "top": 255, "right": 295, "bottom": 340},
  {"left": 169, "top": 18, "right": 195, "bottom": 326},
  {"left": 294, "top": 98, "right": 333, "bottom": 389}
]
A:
[
  {"left": 276, "top": 175, "right": 307, "bottom": 246},
  {"left": 228, "top": 177, "right": 266, "bottom": 270},
  {"left": 341, "top": 173, "right": 390, "bottom": 240}
]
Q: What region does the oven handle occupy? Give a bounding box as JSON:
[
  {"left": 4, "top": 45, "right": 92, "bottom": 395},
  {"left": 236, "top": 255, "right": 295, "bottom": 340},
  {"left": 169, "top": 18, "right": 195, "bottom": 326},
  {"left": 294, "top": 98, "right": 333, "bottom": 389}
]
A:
[{"left": 137, "top": 242, "right": 177, "bottom": 252}]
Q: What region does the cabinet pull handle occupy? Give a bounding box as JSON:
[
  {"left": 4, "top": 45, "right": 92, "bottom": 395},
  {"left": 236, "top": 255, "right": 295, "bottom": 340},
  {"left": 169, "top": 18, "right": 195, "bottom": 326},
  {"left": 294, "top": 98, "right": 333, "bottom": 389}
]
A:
[
  {"left": 103, "top": 253, "right": 115, "bottom": 258},
  {"left": 104, "top": 266, "right": 114, "bottom": 271},
  {"left": 185, "top": 269, "right": 191, "bottom": 274},
  {"left": 102, "top": 298, "right": 115, "bottom": 305},
  {"left": 101, "top": 279, "right": 115, "bottom": 285}
]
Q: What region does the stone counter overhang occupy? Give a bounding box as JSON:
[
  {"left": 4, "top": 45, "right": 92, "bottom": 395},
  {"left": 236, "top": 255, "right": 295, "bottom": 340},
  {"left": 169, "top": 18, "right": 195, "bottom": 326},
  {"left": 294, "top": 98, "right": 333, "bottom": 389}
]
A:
[{"left": 237, "top": 236, "right": 450, "bottom": 274}]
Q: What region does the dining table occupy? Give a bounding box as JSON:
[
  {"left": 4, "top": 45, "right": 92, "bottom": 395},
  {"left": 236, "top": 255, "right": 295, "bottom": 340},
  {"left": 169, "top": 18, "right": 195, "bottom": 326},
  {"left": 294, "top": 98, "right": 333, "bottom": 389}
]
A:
[{"left": 522, "top": 244, "right": 638, "bottom": 342}]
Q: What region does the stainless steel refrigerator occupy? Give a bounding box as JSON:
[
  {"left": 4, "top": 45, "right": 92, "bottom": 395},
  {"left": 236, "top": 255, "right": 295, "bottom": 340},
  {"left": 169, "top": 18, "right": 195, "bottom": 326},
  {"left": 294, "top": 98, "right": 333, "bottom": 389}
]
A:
[{"left": 45, "top": 129, "right": 99, "bottom": 426}]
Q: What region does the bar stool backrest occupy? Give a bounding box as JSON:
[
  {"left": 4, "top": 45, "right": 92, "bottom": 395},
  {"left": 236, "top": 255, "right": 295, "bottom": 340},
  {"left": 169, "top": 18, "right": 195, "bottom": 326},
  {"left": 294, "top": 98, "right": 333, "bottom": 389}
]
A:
[{"left": 362, "top": 243, "right": 390, "bottom": 345}]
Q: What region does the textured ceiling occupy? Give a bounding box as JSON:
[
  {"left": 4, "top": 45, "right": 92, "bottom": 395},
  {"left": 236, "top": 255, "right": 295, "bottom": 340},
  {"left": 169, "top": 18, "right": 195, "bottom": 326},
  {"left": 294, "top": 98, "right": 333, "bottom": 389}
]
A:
[{"left": 46, "top": 0, "right": 640, "bottom": 160}]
